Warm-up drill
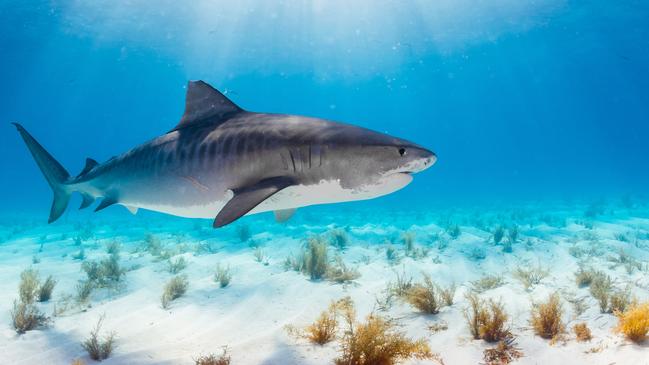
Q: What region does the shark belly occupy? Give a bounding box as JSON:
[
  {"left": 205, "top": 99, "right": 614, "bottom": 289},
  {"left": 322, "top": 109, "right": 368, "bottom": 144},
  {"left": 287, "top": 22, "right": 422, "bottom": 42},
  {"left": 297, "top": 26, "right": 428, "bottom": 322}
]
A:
[
  {"left": 256, "top": 172, "right": 412, "bottom": 212},
  {"left": 131, "top": 173, "right": 412, "bottom": 219}
]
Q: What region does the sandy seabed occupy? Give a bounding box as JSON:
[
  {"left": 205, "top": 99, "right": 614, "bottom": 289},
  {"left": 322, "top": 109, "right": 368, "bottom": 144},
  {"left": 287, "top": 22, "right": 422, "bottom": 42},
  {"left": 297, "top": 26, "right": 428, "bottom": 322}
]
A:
[{"left": 0, "top": 201, "right": 648, "bottom": 365}]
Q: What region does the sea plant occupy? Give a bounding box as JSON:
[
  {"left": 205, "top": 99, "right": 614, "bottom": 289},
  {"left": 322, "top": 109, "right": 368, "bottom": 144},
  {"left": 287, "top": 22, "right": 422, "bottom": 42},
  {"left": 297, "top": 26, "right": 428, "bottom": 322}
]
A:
[
  {"left": 236, "top": 224, "right": 251, "bottom": 242},
  {"left": 385, "top": 245, "right": 399, "bottom": 264},
  {"left": 329, "top": 228, "right": 349, "bottom": 250},
  {"left": 37, "top": 275, "right": 57, "bottom": 302},
  {"left": 493, "top": 226, "right": 505, "bottom": 244},
  {"left": 573, "top": 322, "right": 592, "bottom": 342},
  {"left": 482, "top": 337, "right": 523, "bottom": 365},
  {"left": 105, "top": 241, "right": 121, "bottom": 256},
  {"left": 11, "top": 300, "right": 49, "bottom": 334},
  {"left": 283, "top": 254, "right": 303, "bottom": 272},
  {"left": 530, "top": 293, "right": 565, "bottom": 340},
  {"left": 286, "top": 298, "right": 351, "bottom": 345},
  {"left": 479, "top": 300, "right": 511, "bottom": 342},
  {"left": 428, "top": 321, "right": 448, "bottom": 333},
  {"left": 574, "top": 267, "right": 602, "bottom": 287},
  {"left": 334, "top": 299, "right": 440, "bottom": 365},
  {"left": 81, "top": 253, "right": 125, "bottom": 288},
  {"left": 161, "top": 275, "right": 189, "bottom": 309},
  {"left": 615, "top": 301, "right": 649, "bottom": 342},
  {"left": 439, "top": 282, "right": 456, "bottom": 306},
  {"left": 389, "top": 269, "right": 413, "bottom": 297},
  {"left": 401, "top": 231, "right": 415, "bottom": 253},
  {"left": 405, "top": 274, "right": 442, "bottom": 314},
  {"left": 589, "top": 273, "right": 626, "bottom": 313},
  {"left": 194, "top": 348, "right": 231, "bottom": 365},
  {"left": 447, "top": 224, "right": 461, "bottom": 240},
  {"left": 513, "top": 265, "right": 549, "bottom": 290},
  {"left": 507, "top": 225, "right": 519, "bottom": 243},
  {"left": 253, "top": 247, "right": 269, "bottom": 265},
  {"left": 81, "top": 315, "right": 116, "bottom": 361},
  {"left": 502, "top": 240, "right": 512, "bottom": 253},
  {"left": 304, "top": 302, "right": 340, "bottom": 345},
  {"left": 19, "top": 268, "right": 40, "bottom": 304},
  {"left": 609, "top": 287, "right": 632, "bottom": 313},
  {"left": 167, "top": 256, "right": 188, "bottom": 274},
  {"left": 76, "top": 279, "right": 94, "bottom": 303},
  {"left": 302, "top": 236, "right": 329, "bottom": 280},
  {"left": 471, "top": 274, "right": 505, "bottom": 293},
  {"left": 326, "top": 257, "right": 360, "bottom": 284},
  {"left": 463, "top": 293, "right": 511, "bottom": 342},
  {"left": 214, "top": 263, "right": 232, "bottom": 288}
]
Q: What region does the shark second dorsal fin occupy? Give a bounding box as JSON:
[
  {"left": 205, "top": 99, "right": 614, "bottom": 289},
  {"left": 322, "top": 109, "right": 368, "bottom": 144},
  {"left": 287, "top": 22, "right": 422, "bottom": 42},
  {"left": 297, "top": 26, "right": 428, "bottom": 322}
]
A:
[
  {"left": 173, "top": 80, "right": 242, "bottom": 131},
  {"left": 78, "top": 158, "right": 99, "bottom": 177}
]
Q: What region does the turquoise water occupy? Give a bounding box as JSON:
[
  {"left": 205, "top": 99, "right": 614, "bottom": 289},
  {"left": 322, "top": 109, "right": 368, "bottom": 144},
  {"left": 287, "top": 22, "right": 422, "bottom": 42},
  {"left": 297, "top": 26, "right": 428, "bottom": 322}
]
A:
[
  {"left": 1, "top": 1, "right": 649, "bottom": 364},
  {"left": 2, "top": 1, "right": 648, "bottom": 213}
]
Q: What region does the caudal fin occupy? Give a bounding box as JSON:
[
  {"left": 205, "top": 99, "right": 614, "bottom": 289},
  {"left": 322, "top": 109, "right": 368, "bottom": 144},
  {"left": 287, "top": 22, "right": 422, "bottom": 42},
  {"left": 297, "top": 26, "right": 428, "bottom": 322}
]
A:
[{"left": 12, "top": 123, "right": 71, "bottom": 223}]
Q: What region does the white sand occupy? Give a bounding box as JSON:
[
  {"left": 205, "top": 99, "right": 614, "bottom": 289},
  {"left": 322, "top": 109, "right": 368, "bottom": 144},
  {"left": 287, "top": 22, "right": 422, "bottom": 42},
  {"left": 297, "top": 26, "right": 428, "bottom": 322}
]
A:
[{"left": 0, "top": 204, "right": 648, "bottom": 365}]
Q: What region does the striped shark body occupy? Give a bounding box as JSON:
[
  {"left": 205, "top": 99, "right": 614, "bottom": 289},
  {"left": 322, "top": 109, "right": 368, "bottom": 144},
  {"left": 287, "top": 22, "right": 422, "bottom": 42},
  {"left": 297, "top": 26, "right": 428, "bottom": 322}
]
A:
[{"left": 13, "top": 81, "right": 436, "bottom": 228}]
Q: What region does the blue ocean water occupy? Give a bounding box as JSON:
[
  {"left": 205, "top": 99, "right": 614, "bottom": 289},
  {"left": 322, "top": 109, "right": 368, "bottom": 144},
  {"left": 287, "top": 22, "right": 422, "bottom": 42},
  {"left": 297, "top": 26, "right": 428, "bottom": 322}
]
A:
[
  {"left": 1, "top": 0, "right": 648, "bottom": 218},
  {"left": 2, "top": 3, "right": 649, "bottom": 364}
]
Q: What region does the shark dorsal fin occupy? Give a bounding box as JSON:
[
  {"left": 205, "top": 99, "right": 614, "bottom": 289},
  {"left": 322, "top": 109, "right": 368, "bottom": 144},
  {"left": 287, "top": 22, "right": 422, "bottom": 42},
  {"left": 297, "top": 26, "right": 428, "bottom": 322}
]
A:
[{"left": 174, "top": 80, "right": 242, "bottom": 131}]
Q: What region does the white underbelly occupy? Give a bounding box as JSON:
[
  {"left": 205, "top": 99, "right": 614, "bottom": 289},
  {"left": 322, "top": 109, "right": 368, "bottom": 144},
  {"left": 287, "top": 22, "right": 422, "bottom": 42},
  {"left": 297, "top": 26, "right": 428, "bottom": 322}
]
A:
[{"left": 130, "top": 173, "right": 412, "bottom": 219}]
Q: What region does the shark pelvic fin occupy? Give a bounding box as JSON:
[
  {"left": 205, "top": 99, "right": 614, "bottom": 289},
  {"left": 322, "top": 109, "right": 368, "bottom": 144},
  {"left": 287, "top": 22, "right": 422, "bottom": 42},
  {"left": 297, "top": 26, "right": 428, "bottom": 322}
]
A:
[
  {"left": 274, "top": 208, "right": 296, "bottom": 223},
  {"left": 213, "top": 176, "right": 295, "bottom": 228},
  {"left": 124, "top": 205, "right": 139, "bottom": 215},
  {"left": 94, "top": 197, "right": 118, "bottom": 212},
  {"left": 173, "top": 80, "right": 243, "bottom": 131},
  {"left": 79, "top": 193, "right": 95, "bottom": 210},
  {"left": 78, "top": 158, "right": 99, "bottom": 177}
]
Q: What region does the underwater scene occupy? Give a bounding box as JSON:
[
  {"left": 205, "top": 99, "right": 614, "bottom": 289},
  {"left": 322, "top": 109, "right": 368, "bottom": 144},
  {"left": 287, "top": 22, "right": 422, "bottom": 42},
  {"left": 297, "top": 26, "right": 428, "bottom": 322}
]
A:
[{"left": 1, "top": 1, "right": 649, "bottom": 364}]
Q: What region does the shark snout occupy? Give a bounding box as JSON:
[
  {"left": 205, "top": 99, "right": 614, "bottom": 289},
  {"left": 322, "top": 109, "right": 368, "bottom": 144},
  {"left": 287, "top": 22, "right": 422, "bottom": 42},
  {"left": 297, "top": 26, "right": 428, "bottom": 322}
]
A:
[
  {"left": 424, "top": 149, "right": 437, "bottom": 168},
  {"left": 409, "top": 147, "right": 437, "bottom": 173}
]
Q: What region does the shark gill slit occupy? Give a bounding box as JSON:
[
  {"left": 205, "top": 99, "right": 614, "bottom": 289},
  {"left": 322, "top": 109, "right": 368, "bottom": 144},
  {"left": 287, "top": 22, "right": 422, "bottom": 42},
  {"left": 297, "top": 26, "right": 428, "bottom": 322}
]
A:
[
  {"left": 308, "top": 145, "right": 312, "bottom": 169},
  {"left": 280, "top": 152, "right": 288, "bottom": 170},
  {"left": 319, "top": 145, "right": 324, "bottom": 167},
  {"left": 198, "top": 143, "right": 207, "bottom": 167},
  {"left": 299, "top": 147, "right": 305, "bottom": 172},
  {"left": 288, "top": 150, "right": 296, "bottom": 172}
]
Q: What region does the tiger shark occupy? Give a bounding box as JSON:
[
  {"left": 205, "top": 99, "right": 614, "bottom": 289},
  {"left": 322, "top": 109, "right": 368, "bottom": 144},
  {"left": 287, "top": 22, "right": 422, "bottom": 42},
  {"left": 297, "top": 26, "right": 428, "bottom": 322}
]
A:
[{"left": 13, "top": 80, "right": 436, "bottom": 228}]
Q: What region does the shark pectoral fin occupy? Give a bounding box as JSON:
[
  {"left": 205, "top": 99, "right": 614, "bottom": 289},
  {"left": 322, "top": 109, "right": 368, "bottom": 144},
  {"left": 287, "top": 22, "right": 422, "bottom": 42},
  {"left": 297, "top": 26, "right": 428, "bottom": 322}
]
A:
[
  {"left": 79, "top": 193, "right": 95, "bottom": 210},
  {"left": 274, "top": 208, "right": 296, "bottom": 223},
  {"left": 94, "top": 197, "right": 118, "bottom": 212},
  {"left": 213, "top": 176, "right": 295, "bottom": 228},
  {"left": 124, "top": 205, "right": 139, "bottom": 215}
]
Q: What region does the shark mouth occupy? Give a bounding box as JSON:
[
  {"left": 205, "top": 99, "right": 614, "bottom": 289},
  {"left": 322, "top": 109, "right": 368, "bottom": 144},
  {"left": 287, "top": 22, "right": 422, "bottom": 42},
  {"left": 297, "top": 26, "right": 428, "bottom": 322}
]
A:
[{"left": 395, "top": 155, "right": 436, "bottom": 175}]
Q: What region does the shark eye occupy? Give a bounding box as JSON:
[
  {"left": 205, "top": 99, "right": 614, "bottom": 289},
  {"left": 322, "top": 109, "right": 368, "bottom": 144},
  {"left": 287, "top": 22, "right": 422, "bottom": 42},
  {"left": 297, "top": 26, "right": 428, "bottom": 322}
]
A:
[{"left": 398, "top": 147, "right": 406, "bottom": 156}]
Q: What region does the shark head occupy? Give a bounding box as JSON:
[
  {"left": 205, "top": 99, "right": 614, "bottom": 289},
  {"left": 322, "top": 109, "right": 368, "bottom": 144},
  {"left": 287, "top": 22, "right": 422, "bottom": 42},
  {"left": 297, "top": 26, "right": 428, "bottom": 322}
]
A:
[{"left": 309, "top": 121, "right": 437, "bottom": 199}]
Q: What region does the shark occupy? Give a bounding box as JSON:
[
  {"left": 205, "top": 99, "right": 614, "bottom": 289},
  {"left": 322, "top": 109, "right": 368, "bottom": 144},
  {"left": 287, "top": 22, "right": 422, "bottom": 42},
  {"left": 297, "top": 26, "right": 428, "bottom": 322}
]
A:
[{"left": 13, "top": 80, "right": 436, "bottom": 228}]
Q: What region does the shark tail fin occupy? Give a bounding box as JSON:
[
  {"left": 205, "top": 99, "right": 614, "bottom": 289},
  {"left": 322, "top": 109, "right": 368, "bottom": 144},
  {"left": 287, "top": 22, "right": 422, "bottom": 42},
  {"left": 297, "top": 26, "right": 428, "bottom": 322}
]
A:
[{"left": 12, "top": 123, "right": 71, "bottom": 223}]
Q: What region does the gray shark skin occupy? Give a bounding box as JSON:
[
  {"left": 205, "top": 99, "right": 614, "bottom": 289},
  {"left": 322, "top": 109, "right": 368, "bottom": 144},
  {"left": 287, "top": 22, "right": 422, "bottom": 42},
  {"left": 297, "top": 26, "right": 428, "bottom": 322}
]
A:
[{"left": 13, "top": 81, "right": 436, "bottom": 228}]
